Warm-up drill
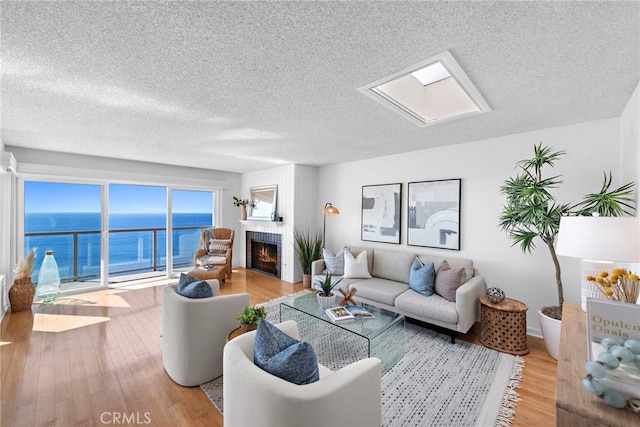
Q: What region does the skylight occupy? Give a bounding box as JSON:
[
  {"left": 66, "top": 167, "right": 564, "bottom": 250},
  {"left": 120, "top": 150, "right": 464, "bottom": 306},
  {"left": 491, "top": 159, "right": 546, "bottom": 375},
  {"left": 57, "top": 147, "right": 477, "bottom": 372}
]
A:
[
  {"left": 411, "top": 62, "right": 451, "bottom": 86},
  {"left": 358, "top": 50, "right": 490, "bottom": 127}
]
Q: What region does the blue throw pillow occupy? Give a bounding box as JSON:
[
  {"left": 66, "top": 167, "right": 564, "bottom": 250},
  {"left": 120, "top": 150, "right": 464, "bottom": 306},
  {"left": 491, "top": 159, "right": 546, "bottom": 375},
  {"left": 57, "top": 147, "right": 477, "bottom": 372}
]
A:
[
  {"left": 409, "top": 258, "right": 435, "bottom": 296},
  {"left": 176, "top": 273, "right": 213, "bottom": 299},
  {"left": 254, "top": 320, "right": 319, "bottom": 385}
]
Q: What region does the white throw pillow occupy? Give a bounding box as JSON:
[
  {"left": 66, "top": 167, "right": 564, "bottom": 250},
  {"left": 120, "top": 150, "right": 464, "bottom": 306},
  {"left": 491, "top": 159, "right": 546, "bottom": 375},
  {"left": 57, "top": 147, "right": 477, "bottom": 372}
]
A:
[{"left": 343, "top": 250, "right": 372, "bottom": 279}]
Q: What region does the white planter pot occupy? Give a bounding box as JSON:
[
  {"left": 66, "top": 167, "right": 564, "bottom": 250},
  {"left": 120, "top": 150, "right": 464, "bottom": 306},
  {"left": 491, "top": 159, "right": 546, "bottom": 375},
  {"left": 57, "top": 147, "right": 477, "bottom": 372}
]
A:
[
  {"left": 316, "top": 293, "right": 336, "bottom": 308},
  {"left": 539, "top": 310, "right": 562, "bottom": 360}
]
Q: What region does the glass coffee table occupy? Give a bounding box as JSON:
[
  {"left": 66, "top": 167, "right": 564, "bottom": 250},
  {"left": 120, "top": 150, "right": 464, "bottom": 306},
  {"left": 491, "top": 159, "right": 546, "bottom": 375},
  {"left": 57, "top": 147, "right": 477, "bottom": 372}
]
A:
[{"left": 280, "top": 292, "right": 404, "bottom": 372}]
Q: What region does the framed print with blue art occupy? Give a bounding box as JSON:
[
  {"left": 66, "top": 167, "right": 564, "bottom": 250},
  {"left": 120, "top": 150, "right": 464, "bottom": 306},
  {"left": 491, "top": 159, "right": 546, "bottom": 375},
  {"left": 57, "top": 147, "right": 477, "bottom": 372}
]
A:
[
  {"left": 361, "top": 183, "right": 402, "bottom": 244},
  {"left": 407, "top": 179, "right": 461, "bottom": 250}
]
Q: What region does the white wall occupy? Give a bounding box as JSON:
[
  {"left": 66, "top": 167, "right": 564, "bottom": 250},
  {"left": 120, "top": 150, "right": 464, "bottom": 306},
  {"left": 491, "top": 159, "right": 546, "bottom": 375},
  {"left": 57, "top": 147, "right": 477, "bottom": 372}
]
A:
[
  {"left": 240, "top": 164, "right": 318, "bottom": 282},
  {"left": 620, "top": 82, "right": 640, "bottom": 205},
  {"left": 317, "top": 117, "right": 624, "bottom": 336}
]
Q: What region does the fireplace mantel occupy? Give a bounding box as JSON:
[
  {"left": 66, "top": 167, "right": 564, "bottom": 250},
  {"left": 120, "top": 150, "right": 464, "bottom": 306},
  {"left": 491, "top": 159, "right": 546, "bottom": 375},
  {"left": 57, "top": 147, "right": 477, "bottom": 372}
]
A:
[{"left": 239, "top": 220, "right": 283, "bottom": 226}]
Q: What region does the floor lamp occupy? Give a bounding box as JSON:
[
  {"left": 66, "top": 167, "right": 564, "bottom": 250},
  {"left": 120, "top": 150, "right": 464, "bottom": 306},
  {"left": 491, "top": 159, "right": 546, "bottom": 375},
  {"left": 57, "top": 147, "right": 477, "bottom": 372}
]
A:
[
  {"left": 556, "top": 216, "right": 640, "bottom": 310},
  {"left": 322, "top": 202, "right": 340, "bottom": 246}
]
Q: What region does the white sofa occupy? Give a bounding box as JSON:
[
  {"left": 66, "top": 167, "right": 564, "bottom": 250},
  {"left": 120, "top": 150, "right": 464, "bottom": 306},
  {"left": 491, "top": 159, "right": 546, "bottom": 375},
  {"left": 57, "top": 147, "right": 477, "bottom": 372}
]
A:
[
  {"left": 312, "top": 246, "right": 486, "bottom": 342},
  {"left": 162, "top": 281, "right": 250, "bottom": 386},
  {"left": 223, "top": 320, "right": 382, "bottom": 427}
]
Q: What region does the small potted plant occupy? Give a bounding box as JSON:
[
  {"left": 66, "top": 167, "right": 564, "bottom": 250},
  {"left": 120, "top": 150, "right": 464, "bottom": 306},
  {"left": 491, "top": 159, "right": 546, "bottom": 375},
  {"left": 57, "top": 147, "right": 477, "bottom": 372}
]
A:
[
  {"left": 237, "top": 305, "right": 267, "bottom": 332},
  {"left": 315, "top": 272, "right": 343, "bottom": 308},
  {"left": 233, "top": 196, "right": 257, "bottom": 220}
]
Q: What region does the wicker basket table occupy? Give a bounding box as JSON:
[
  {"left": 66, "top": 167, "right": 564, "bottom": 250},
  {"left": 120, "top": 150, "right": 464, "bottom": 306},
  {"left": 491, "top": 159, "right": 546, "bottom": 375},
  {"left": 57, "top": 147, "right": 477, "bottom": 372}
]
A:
[{"left": 479, "top": 296, "right": 529, "bottom": 355}]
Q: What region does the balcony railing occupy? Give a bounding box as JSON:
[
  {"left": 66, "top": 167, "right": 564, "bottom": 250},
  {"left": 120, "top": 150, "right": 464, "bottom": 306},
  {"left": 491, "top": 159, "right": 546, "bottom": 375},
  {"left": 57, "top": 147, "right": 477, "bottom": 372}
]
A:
[{"left": 25, "top": 225, "right": 206, "bottom": 283}]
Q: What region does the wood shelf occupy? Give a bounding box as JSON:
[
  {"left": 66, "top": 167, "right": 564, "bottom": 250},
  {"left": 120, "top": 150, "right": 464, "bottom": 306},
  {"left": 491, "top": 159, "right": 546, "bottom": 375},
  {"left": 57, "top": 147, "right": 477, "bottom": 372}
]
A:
[{"left": 239, "top": 220, "right": 283, "bottom": 226}]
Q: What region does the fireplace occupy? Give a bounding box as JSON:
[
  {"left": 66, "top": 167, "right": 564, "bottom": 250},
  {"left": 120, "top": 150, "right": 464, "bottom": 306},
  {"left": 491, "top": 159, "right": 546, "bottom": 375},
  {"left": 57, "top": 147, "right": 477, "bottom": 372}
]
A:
[{"left": 246, "top": 232, "right": 281, "bottom": 278}]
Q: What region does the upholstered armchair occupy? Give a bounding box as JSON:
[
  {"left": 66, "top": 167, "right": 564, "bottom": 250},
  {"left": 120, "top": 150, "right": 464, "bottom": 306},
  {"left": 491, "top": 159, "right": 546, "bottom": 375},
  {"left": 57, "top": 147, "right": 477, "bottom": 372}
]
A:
[
  {"left": 223, "top": 320, "right": 383, "bottom": 427},
  {"left": 162, "top": 281, "right": 249, "bottom": 386},
  {"left": 194, "top": 227, "right": 235, "bottom": 280}
]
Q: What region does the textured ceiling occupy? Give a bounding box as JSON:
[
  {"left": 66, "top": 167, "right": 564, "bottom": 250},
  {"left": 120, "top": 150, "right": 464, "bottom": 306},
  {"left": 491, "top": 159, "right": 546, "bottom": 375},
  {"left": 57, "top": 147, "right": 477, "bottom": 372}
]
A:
[{"left": 1, "top": 1, "right": 639, "bottom": 173}]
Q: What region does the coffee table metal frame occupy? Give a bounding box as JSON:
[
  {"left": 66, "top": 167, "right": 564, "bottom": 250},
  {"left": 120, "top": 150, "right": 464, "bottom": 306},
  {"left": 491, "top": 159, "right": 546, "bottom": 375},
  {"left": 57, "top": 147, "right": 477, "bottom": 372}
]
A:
[{"left": 280, "top": 292, "right": 405, "bottom": 372}]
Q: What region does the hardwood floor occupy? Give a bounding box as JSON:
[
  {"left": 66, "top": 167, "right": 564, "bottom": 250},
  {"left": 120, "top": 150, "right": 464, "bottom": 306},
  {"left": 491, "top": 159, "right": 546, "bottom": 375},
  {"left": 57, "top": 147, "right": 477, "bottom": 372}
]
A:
[{"left": 1, "top": 269, "right": 557, "bottom": 426}]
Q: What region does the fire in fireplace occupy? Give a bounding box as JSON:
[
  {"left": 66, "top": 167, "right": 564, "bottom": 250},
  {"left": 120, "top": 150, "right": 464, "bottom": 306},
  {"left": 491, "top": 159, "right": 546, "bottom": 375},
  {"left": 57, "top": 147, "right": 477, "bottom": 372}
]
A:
[
  {"left": 246, "top": 231, "right": 282, "bottom": 278},
  {"left": 252, "top": 241, "right": 278, "bottom": 276}
]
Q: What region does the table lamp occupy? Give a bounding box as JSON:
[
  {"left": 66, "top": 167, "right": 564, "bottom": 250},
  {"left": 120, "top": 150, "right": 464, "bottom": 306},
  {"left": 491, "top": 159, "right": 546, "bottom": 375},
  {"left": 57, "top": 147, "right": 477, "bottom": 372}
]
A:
[{"left": 555, "top": 216, "right": 640, "bottom": 310}]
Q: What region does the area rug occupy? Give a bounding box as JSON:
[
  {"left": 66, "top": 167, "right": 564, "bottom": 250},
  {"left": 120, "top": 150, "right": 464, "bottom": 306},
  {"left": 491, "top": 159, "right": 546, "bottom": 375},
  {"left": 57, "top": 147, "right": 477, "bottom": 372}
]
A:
[{"left": 201, "top": 292, "right": 524, "bottom": 427}]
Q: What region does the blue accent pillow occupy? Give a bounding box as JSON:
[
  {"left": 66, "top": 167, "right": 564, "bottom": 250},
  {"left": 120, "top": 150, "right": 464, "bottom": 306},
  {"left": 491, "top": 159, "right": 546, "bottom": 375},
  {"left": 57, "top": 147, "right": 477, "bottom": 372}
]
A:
[
  {"left": 254, "top": 320, "right": 319, "bottom": 385},
  {"left": 409, "top": 258, "right": 435, "bottom": 296},
  {"left": 176, "top": 273, "right": 213, "bottom": 299}
]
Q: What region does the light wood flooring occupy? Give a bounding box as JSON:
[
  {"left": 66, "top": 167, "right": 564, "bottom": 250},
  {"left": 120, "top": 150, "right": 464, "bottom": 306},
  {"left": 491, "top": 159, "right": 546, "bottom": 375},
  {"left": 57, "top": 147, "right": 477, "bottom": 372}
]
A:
[{"left": 1, "top": 268, "right": 557, "bottom": 426}]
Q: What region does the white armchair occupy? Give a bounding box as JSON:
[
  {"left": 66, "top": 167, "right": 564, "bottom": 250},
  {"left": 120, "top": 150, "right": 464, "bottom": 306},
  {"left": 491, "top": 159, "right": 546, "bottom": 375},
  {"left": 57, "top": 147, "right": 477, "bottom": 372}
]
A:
[
  {"left": 223, "top": 320, "right": 383, "bottom": 427},
  {"left": 162, "top": 281, "right": 250, "bottom": 386}
]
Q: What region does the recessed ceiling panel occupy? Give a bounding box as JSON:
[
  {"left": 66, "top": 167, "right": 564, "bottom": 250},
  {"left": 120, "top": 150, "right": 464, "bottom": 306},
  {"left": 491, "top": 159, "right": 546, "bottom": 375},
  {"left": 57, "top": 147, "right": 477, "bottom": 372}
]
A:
[{"left": 359, "top": 50, "right": 491, "bottom": 127}]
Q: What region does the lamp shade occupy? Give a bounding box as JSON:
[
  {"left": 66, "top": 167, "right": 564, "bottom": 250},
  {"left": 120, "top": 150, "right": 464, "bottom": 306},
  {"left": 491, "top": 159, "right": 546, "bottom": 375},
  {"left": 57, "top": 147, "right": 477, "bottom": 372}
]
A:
[
  {"left": 555, "top": 217, "right": 640, "bottom": 262},
  {"left": 322, "top": 203, "right": 340, "bottom": 216}
]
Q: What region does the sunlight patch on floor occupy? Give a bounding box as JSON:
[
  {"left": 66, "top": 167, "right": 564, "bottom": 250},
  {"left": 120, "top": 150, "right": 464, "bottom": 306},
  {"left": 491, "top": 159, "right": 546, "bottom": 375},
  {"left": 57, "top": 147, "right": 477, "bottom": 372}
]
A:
[
  {"left": 0, "top": 341, "right": 11, "bottom": 347},
  {"left": 118, "top": 279, "right": 173, "bottom": 290},
  {"left": 35, "top": 289, "right": 131, "bottom": 308},
  {"left": 33, "top": 313, "right": 110, "bottom": 333}
]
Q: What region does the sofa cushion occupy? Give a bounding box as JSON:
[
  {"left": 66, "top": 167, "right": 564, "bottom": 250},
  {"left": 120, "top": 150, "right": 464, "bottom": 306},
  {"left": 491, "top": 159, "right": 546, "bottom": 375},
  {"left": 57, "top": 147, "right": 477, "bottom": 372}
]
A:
[
  {"left": 344, "top": 250, "right": 372, "bottom": 279},
  {"left": 434, "top": 260, "right": 467, "bottom": 302},
  {"left": 346, "top": 246, "right": 374, "bottom": 275},
  {"left": 196, "top": 255, "right": 227, "bottom": 266},
  {"left": 409, "top": 258, "right": 435, "bottom": 296},
  {"left": 371, "top": 249, "right": 415, "bottom": 283},
  {"left": 350, "top": 277, "right": 408, "bottom": 306},
  {"left": 176, "top": 273, "right": 214, "bottom": 299},
  {"left": 323, "top": 247, "right": 346, "bottom": 275},
  {"left": 418, "top": 255, "right": 474, "bottom": 281},
  {"left": 254, "top": 320, "right": 319, "bottom": 385},
  {"left": 208, "top": 239, "right": 232, "bottom": 256},
  {"left": 395, "top": 290, "right": 458, "bottom": 324}
]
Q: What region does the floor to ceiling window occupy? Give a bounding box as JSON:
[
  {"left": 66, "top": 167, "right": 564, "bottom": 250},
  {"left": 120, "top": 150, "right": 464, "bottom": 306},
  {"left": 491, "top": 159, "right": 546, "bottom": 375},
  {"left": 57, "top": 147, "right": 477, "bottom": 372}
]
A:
[
  {"left": 171, "top": 189, "right": 215, "bottom": 271},
  {"left": 22, "top": 179, "right": 217, "bottom": 291},
  {"left": 108, "top": 184, "right": 168, "bottom": 282},
  {"left": 24, "top": 181, "right": 103, "bottom": 291}
]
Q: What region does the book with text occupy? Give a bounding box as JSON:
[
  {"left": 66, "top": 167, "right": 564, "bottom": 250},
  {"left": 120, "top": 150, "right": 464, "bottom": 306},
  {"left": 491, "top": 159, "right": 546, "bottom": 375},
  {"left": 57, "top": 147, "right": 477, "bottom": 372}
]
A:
[
  {"left": 345, "top": 305, "right": 375, "bottom": 319},
  {"left": 586, "top": 299, "right": 640, "bottom": 398},
  {"left": 325, "top": 306, "right": 354, "bottom": 322}
]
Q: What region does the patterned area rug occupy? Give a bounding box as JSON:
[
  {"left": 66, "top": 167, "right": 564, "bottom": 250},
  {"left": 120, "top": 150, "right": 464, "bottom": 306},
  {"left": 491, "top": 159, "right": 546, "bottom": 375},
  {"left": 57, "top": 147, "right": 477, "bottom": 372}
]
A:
[{"left": 202, "top": 292, "right": 524, "bottom": 427}]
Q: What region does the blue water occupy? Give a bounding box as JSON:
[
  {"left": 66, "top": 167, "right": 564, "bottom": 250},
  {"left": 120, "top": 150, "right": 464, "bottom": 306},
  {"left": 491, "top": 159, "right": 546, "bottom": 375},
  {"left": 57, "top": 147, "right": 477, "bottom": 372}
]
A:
[{"left": 25, "top": 213, "right": 212, "bottom": 282}]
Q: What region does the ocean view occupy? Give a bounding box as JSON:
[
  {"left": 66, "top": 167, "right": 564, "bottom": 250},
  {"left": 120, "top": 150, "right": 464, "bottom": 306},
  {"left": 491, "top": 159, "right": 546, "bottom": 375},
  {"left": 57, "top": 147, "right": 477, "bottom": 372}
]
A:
[{"left": 25, "top": 212, "right": 212, "bottom": 282}]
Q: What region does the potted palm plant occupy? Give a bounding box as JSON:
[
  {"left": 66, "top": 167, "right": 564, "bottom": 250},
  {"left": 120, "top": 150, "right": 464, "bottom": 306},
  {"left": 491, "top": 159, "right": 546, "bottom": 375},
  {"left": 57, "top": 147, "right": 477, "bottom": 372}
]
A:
[
  {"left": 293, "top": 228, "right": 323, "bottom": 288},
  {"left": 315, "top": 272, "right": 344, "bottom": 308},
  {"left": 499, "top": 143, "right": 635, "bottom": 359}
]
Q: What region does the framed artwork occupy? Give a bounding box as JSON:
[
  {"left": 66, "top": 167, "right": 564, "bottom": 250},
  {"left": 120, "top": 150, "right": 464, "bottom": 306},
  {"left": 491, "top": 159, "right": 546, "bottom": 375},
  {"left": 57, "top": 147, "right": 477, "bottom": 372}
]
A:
[
  {"left": 407, "top": 179, "right": 461, "bottom": 250},
  {"left": 361, "top": 183, "right": 402, "bottom": 244}
]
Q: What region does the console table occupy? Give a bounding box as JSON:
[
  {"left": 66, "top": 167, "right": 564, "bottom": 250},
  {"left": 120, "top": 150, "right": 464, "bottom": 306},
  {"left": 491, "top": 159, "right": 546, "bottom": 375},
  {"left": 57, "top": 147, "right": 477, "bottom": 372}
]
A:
[{"left": 555, "top": 303, "right": 639, "bottom": 426}]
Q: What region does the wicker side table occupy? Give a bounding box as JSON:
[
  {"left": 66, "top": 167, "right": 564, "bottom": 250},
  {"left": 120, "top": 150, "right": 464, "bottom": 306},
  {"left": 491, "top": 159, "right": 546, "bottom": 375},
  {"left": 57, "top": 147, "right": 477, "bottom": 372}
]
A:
[{"left": 479, "top": 296, "right": 529, "bottom": 355}]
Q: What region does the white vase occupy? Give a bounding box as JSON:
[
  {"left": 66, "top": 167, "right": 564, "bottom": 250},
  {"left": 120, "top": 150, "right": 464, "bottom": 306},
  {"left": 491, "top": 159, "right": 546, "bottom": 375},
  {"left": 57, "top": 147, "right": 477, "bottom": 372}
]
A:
[
  {"left": 539, "top": 310, "right": 562, "bottom": 360},
  {"left": 316, "top": 293, "right": 336, "bottom": 308},
  {"left": 580, "top": 260, "right": 614, "bottom": 311}
]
